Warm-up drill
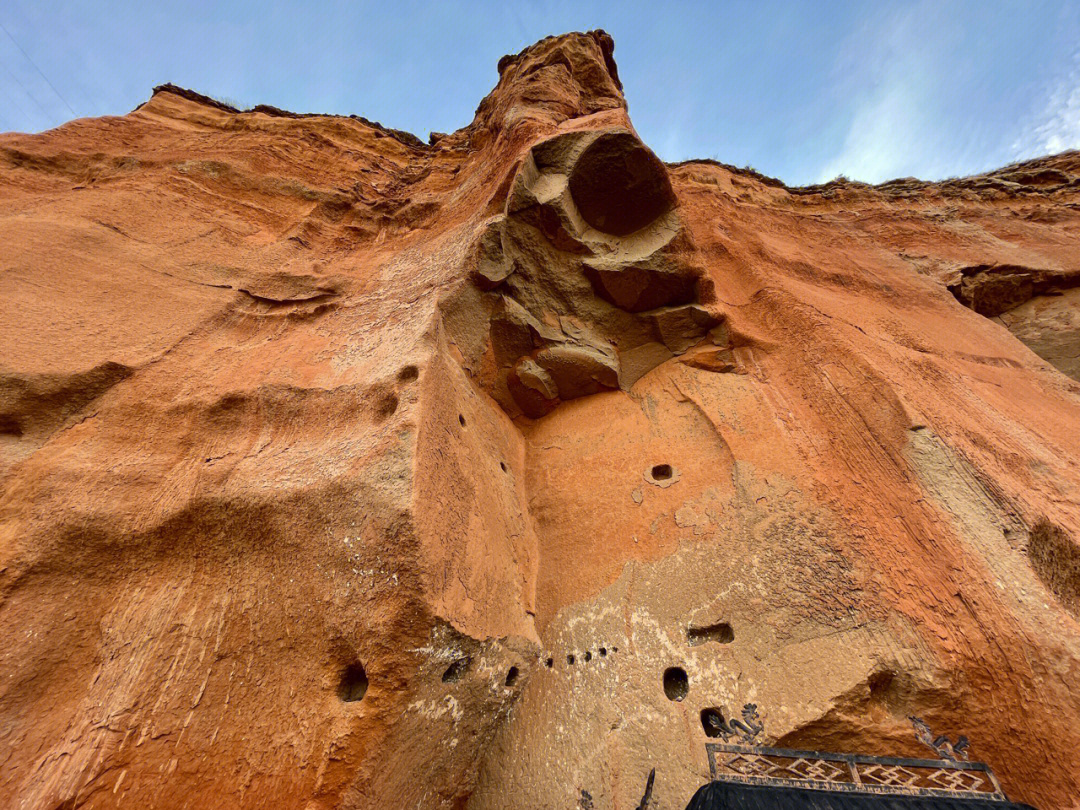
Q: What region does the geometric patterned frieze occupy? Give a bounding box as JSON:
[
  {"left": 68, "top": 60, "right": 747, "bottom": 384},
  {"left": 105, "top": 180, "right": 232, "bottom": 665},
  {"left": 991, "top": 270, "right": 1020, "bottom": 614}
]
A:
[{"left": 706, "top": 743, "right": 1007, "bottom": 802}]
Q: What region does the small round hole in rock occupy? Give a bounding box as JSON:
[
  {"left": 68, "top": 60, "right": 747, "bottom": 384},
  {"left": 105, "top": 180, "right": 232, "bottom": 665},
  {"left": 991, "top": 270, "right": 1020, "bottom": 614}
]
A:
[
  {"left": 584, "top": 650, "right": 592, "bottom": 662},
  {"left": 599, "top": 647, "right": 607, "bottom": 656},
  {"left": 458, "top": 414, "right": 466, "bottom": 427},
  {"left": 375, "top": 392, "right": 399, "bottom": 420},
  {"left": 567, "top": 654, "right": 576, "bottom": 665},
  {"left": 505, "top": 666, "right": 520, "bottom": 686},
  {"left": 500, "top": 461, "right": 508, "bottom": 472},
  {"left": 545, "top": 657, "right": 554, "bottom": 668},
  {"left": 339, "top": 662, "right": 368, "bottom": 703},
  {"left": 441, "top": 656, "right": 470, "bottom": 683},
  {"left": 663, "top": 666, "right": 688, "bottom": 702},
  {"left": 651, "top": 464, "right": 673, "bottom": 480},
  {"left": 701, "top": 707, "right": 725, "bottom": 737}
]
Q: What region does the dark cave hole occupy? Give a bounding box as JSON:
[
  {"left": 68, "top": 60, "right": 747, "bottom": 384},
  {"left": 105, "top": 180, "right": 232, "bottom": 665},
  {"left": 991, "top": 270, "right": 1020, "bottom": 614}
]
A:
[
  {"left": 868, "top": 668, "right": 895, "bottom": 699},
  {"left": 567, "top": 654, "right": 576, "bottom": 665},
  {"left": 663, "top": 666, "right": 689, "bottom": 701},
  {"left": 505, "top": 666, "right": 520, "bottom": 686},
  {"left": 567, "top": 131, "right": 676, "bottom": 236},
  {"left": 339, "top": 662, "right": 369, "bottom": 703},
  {"left": 545, "top": 657, "right": 554, "bottom": 668},
  {"left": 584, "top": 650, "right": 592, "bottom": 662},
  {"left": 687, "top": 621, "right": 734, "bottom": 647},
  {"left": 442, "top": 656, "right": 470, "bottom": 683},
  {"left": 701, "top": 707, "right": 725, "bottom": 738},
  {"left": 599, "top": 647, "right": 607, "bottom": 656},
  {"left": 458, "top": 413, "right": 466, "bottom": 427},
  {"left": 651, "top": 464, "right": 673, "bottom": 480},
  {"left": 398, "top": 364, "right": 419, "bottom": 383},
  {"left": 376, "top": 392, "right": 399, "bottom": 420},
  {"left": 500, "top": 461, "right": 508, "bottom": 472},
  {"left": 1030, "top": 518, "right": 1080, "bottom": 617}
]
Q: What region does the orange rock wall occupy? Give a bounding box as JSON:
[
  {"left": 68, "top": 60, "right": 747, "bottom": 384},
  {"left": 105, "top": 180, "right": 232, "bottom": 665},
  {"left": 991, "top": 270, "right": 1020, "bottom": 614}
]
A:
[{"left": 2, "top": 31, "right": 1079, "bottom": 810}]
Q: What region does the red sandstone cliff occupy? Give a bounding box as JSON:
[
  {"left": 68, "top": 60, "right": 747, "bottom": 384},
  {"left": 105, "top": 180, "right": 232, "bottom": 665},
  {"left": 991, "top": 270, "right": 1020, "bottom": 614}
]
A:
[{"left": 2, "top": 31, "right": 1080, "bottom": 809}]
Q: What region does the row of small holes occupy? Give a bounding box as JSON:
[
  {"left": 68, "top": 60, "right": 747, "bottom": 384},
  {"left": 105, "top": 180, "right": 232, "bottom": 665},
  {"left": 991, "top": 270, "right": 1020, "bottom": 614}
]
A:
[
  {"left": 347, "top": 621, "right": 731, "bottom": 702},
  {"left": 546, "top": 646, "right": 618, "bottom": 668}
]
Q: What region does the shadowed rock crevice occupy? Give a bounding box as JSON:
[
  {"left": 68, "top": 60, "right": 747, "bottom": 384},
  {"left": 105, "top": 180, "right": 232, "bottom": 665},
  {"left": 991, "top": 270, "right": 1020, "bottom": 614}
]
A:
[
  {"left": 339, "top": 662, "right": 369, "bottom": 703},
  {"left": 948, "top": 263, "right": 1080, "bottom": 317},
  {"left": 442, "top": 656, "right": 471, "bottom": 683},
  {"left": 687, "top": 621, "right": 734, "bottom": 646},
  {"left": 944, "top": 263, "right": 1080, "bottom": 380},
  {"left": 1029, "top": 519, "right": 1080, "bottom": 617},
  {"left": 662, "top": 667, "right": 689, "bottom": 701}
]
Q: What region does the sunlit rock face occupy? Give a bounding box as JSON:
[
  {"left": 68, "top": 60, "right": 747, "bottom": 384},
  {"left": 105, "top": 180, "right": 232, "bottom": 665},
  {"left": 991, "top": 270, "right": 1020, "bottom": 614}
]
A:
[{"left": 2, "top": 29, "right": 1080, "bottom": 810}]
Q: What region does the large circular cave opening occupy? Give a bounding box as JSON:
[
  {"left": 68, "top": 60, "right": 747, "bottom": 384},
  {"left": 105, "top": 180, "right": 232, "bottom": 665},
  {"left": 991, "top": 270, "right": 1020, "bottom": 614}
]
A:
[{"left": 568, "top": 132, "right": 676, "bottom": 236}]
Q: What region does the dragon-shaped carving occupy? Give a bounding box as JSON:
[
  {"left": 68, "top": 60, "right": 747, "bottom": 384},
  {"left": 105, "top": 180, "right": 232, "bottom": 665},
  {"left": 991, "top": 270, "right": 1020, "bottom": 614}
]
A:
[
  {"left": 704, "top": 703, "right": 765, "bottom": 743},
  {"left": 909, "top": 716, "right": 970, "bottom": 761}
]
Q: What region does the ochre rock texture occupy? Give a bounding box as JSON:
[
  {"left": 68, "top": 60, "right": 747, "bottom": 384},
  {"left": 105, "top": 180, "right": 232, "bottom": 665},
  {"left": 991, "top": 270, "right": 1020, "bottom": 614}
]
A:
[{"left": 2, "top": 30, "right": 1080, "bottom": 810}]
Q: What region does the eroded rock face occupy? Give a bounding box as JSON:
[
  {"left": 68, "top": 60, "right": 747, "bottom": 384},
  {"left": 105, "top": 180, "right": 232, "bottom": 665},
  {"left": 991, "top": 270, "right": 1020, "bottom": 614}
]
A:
[
  {"left": 2, "top": 29, "right": 1080, "bottom": 810},
  {"left": 941, "top": 263, "right": 1080, "bottom": 381},
  {"left": 444, "top": 124, "right": 718, "bottom": 420}
]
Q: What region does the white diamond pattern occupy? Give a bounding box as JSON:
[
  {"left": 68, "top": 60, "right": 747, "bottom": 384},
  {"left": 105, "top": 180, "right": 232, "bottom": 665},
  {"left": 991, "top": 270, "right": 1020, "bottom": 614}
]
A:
[
  {"left": 725, "top": 754, "right": 780, "bottom": 777},
  {"left": 710, "top": 744, "right": 1000, "bottom": 798},
  {"left": 857, "top": 764, "right": 921, "bottom": 787},
  {"left": 926, "top": 768, "right": 985, "bottom": 791},
  {"left": 788, "top": 758, "right": 847, "bottom": 782}
]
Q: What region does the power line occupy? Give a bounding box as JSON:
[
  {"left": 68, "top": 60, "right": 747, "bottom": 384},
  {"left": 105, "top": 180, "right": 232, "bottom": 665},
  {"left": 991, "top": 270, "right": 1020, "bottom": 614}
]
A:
[
  {"left": 0, "top": 78, "right": 36, "bottom": 130},
  {"left": 0, "top": 19, "right": 76, "bottom": 118},
  {"left": 0, "top": 52, "right": 50, "bottom": 122}
]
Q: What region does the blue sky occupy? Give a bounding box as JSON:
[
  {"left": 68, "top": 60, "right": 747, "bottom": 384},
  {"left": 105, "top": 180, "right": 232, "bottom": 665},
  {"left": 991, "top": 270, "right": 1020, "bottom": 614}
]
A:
[{"left": 1, "top": 1, "right": 1078, "bottom": 185}]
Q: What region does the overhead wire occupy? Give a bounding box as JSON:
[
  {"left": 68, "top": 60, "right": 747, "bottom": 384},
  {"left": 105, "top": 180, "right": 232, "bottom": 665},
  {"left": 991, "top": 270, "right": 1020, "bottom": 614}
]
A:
[
  {"left": 0, "top": 52, "right": 50, "bottom": 123},
  {"left": 0, "top": 19, "right": 77, "bottom": 118},
  {"left": 0, "top": 77, "right": 37, "bottom": 129}
]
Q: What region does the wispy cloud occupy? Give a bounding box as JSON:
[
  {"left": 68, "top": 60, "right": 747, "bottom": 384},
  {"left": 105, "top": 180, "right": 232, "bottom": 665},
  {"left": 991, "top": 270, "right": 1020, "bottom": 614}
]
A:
[
  {"left": 1012, "top": 48, "right": 1080, "bottom": 159},
  {"left": 816, "top": 72, "right": 932, "bottom": 184},
  {"left": 815, "top": 2, "right": 951, "bottom": 184}
]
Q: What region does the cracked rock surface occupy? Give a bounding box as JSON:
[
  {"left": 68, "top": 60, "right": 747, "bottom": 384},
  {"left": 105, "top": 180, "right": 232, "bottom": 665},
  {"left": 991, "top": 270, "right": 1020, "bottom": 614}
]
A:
[{"left": 2, "top": 29, "right": 1080, "bottom": 810}]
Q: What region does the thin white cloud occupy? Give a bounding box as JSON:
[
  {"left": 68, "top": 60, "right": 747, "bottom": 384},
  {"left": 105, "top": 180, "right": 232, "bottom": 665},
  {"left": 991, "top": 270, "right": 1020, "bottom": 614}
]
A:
[
  {"left": 815, "top": 2, "right": 950, "bottom": 184},
  {"left": 1012, "top": 49, "right": 1080, "bottom": 159},
  {"left": 816, "top": 73, "right": 932, "bottom": 184}
]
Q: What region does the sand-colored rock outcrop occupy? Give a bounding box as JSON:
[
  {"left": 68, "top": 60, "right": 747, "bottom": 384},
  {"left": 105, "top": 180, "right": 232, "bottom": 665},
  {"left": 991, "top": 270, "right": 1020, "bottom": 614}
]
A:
[{"left": 2, "top": 30, "right": 1080, "bottom": 810}]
